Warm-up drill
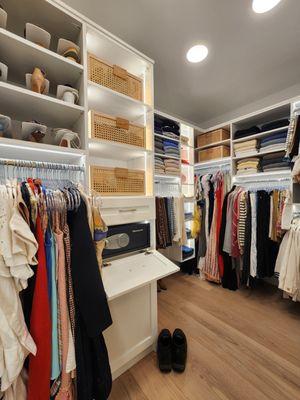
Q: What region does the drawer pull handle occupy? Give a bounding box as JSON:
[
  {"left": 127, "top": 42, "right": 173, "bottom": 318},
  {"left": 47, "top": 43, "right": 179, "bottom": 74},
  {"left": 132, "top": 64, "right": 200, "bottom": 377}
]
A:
[{"left": 119, "top": 208, "right": 137, "bottom": 212}]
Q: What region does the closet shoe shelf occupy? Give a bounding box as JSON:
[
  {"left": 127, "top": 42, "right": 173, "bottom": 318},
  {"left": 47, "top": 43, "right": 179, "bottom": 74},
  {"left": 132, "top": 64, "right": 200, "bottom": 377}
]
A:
[
  {"left": 88, "top": 81, "right": 152, "bottom": 122},
  {"left": 0, "top": 81, "right": 84, "bottom": 127},
  {"left": 0, "top": 137, "right": 87, "bottom": 163},
  {"left": 0, "top": 28, "right": 83, "bottom": 87},
  {"left": 89, "top": 138, "right": 152, "bottom": 161}
]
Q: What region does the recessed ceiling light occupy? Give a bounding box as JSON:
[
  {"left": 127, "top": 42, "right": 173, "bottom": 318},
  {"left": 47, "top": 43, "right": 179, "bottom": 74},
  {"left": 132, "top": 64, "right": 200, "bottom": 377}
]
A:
[
  {"left": 186, "top": 45, "right": 208, "bottom": 63},
  {"left": 252, "top": 0, "right": 282, "bottom": 13}
]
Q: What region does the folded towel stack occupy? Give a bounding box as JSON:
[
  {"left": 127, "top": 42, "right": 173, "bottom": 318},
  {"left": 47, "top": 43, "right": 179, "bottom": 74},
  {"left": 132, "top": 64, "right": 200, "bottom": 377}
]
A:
[
  {"left": 261, "top": 151, "right": 291, "bottom": 172},
  {"left": 234, "top": 139, "right": 258, "bottom": 157},
  {"left": 236, "top": 157, "right": 260, "bottom": 175},
  {"left": 155, "top": 156, "right": 165, "bottom": 174},
  {"left": 164, "top": 158, "right": 180, "bottom": 175},
  {"left": 260, "top": 129, "right": 287, "bottom": 153}
]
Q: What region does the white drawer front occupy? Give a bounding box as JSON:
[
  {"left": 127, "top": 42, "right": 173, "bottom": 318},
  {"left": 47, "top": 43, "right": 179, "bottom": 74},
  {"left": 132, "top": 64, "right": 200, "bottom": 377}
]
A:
[{"left": 101, "top": 197, "right": 155, "bottom": 225}]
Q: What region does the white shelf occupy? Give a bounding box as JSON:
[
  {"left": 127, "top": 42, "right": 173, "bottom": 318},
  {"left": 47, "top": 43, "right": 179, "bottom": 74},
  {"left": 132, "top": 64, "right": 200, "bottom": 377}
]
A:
[
  {"left": 195, "top": 157, "right": 231, "bottom": 169},
  {"left": 154, "top": 174, "right": 181, "bottom": 180},
  {"left": 0, "top": 81, "right": 84, "bottom": 127},
  {"left": 233, "top": 126, "right": 289, "bottom": 143},
  {"left": 86, "top": 26, "right": 151, "bottom": 78},
  {"left": 195, "top": 139, "right": 230, "bottom": 151},
  {"left": 154, "top": 153, "right": 180, "bottom": 160},
  {"left": 233, "top": 170, "right": 291, "bottom": 181},
  {"left": 88, "top": 81, "right": 152, "bottom": 122},
  {"left": 0, "top": 28, "right": 83, "bottom": 89},
  {"left": 89, "top": 139, "right": 151, "bottom": 161},
  {"left": 0, "top": 137, "right": 86, "bottom": 163},
  {"left": 154, "top": 133, "right": 180, "bottom": 142},
  {"left": 233, "top": 147, "right": 286, "bottom": 160}
]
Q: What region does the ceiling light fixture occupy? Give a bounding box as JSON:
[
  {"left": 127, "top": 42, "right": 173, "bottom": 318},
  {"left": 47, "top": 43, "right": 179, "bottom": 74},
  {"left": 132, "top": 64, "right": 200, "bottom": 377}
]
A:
[
  {"left": 252, "top": 0, "right": 282, "bottom": 13},
  {"left": 186, "top": 45, "right": 208, "bottom": 63}
]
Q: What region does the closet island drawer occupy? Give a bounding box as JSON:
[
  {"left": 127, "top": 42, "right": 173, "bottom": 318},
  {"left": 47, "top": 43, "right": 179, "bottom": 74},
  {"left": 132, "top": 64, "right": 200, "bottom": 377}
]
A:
[{"left": 100, "top": 197, "right": 155, "bottom": 225}]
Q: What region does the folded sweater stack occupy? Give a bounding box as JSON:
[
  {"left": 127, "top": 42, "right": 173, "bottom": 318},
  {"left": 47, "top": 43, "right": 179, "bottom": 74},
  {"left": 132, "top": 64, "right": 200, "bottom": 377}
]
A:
[
  {"left": 260, "top": 129, "right": 287, "bottom": 153},
  {"left": 164, "top": 158, "right": 180, "bottom": 175},
  {"left": 234, "top": 139, "right": 258, "bottom": 157},
  {"left": 163, "top": 139, "right": 180, "bottom": 158},
  {"left": 261, "top": 152, "right": 291, "bottom": 172},
  {"left": 155, "top": 156, "right": 165, "bottom": 174},
  {"left": 236, "top": 157, "right": 260, "bottom": 175},
  {"left": 154, "top": 114, "right": 180, "bottom": 140}
]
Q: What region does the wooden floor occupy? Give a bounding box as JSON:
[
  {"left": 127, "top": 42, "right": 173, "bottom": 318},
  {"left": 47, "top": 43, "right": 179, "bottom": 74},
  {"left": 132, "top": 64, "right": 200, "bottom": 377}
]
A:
[{"left": 109, "top": 273, "right": 300, "bottom": 400}]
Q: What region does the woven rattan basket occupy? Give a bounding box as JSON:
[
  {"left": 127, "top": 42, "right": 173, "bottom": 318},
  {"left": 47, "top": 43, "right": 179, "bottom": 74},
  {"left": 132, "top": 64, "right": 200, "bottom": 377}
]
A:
[
  {"left": 89, "top": 111, "right": 145, "bottom": 148},
  {"left": 88, "top": 53, "right": 143, "bottom": 101},
  {"left": 90, "top": 166, "right": 145, "bottom": 196}
]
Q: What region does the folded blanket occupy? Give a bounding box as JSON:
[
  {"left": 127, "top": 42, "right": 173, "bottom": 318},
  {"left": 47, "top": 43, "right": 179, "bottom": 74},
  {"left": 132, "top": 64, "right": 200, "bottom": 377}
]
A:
[
  {"left": 263, "top": 162, "right": 290, "bottom": 169},
  {"left": 261, "top": 157, "right": 285, "bottom": 166},
  {"left": 237, "top": 157, "right": 260, "bottom": 164},
  {"left": 235, "top": 150, "right": 259, "bottom": 158},
  {"left": 262, "top": 151, "right": 286, "bottom": 160},
  {"left": 261, "top": 119, "right": 289, "bottom": 132},
  {"left": 236, "top": 168, "right": 259, "bottom": 175},
  {"left": 235, "top": 126, "right": 261, "bottom": 139}
]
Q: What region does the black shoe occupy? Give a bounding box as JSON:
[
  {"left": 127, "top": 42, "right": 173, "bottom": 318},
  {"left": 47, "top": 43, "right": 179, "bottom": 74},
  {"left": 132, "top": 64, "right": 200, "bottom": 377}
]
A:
[
  {"left": 172, "top": 329, "right": 187, "bottom": 372},
  {"left": 157, "top": 329, "right": 172, "bottom": 372}
]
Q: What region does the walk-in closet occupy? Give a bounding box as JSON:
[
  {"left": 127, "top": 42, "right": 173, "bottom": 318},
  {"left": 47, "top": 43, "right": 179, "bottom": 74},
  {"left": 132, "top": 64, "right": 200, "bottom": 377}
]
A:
[{"left": 0, "top": 0, "right": 300, "bottom": 399}]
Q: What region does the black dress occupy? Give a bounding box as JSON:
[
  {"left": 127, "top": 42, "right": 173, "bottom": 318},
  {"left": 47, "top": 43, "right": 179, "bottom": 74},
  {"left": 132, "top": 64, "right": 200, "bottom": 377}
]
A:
[{"left": 68, "top": 199, "right": 113, "bottom": 400}]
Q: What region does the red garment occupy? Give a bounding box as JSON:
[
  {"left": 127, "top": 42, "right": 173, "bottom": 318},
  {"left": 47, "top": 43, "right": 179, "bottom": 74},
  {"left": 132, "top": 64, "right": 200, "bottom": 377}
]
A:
[
  {"left": 27, "top": 213, "right": 51, "bottom": 399},
  {"left": 216, "top": 180, "right": 224, "bottom": 278}
]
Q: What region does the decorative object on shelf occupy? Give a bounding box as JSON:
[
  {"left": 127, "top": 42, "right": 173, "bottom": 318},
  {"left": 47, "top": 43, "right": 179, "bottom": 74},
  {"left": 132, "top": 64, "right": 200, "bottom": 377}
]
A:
[
  {"left": 24, "top": 23, "right": 51, "bottom": 49},
  {"left": 89, "top": 110, "right": 145, "bottom": 148},
  {"left": 57, "top": 38, "right": 80, "bottom": 63},
  {"left": 0, "top": 5, "right": 7, "bottom": 29},
  {"left": 0, "top": 62, "right": 8, "bottom": 82},
  {"left": 52, "top": 128, "right": 81, "bottom": 148},
  {"left": 90, "top": 166, "right": 145, "bottom": 196},
  {"left": 0, "top": 114, "right": 12, "bottom": 138},
  {"left": 88, "top": 53, "right": 143, "bottom": 101},
  {"left": 21, "top": 121, "right": 47, "bottom": 143},
  {"left": 26, "top": 68, "right": 49, "bottom": 94},
  {"left": 57, "top": 84, "right": 79, "bottom": 104}
]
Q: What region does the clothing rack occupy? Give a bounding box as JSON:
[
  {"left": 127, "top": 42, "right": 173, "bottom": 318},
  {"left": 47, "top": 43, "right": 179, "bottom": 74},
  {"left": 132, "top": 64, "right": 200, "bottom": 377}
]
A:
[{"left": 0, "top": 158, "right": 85, "bottom": 182}]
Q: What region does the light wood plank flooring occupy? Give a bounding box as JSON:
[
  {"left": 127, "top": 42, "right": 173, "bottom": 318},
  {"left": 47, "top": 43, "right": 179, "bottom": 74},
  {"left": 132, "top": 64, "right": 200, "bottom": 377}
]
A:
[{"left": 110, "top": 273, "right": 300, "bottom": 400}]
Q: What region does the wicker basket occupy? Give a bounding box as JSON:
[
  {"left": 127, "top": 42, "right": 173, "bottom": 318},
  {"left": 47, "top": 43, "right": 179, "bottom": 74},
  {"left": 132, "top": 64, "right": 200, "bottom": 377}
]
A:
[
  {"left": 90, "top": 166, "right": 145, "bottom": 196},
  {"left": 88, "top": 53, "right": 143, "bottom": 101},
  {"left": 89, "top": 111, "right": 145, "bottom": 148},
  {"left": 197, "top": 145, "right": 230, "bottom": 162},
  {"left": 197, "top": 129, "right": 230, "bottom": 148}
]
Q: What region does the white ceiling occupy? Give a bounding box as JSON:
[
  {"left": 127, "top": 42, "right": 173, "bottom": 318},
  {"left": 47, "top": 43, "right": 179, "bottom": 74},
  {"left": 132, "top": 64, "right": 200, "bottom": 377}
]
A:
[{"left": 64, "top": 0, "right": 300, "bottom": 127}]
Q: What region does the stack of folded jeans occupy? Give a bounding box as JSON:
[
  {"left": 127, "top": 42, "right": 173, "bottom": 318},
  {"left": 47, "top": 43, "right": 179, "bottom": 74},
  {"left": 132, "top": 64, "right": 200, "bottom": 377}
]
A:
[
  {"left": 260, "top": 129, "right": 287, "bottom": 153},
  {"left": 261, "top": 152, "right": 291, "bottom": 172},
  {"left": 164, "top": 158, "right": 180, "bottom": 175},
  {"left": 155, "top": 156, "right": 165, "bottom": 174},
  {"left": 163, "top": 139, "right": 180, "bottom": 158},
  {"left": 234, "top": 139, "right": 258, "bottom": 157},
  {"left": 236, "top": 157, "right": 260, "bottom": 175},
  {"left": 154, "top": 114, "right": 180, "bottom": 140}
]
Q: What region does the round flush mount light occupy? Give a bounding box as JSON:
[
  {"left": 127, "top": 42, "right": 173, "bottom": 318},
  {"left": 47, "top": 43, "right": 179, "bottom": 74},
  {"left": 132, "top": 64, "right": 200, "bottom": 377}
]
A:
[
  {"left": 252, "top": 0, "right": 282, "bottom": 13},
  {"left": 186, "top": 45, "right": 208, "bottom": 63}
]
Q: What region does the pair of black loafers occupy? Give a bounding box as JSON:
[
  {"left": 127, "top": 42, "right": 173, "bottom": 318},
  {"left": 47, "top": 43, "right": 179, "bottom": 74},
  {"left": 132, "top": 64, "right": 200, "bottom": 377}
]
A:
[{"left": 157, "top": 328, "right": 187, "bottom": 373}]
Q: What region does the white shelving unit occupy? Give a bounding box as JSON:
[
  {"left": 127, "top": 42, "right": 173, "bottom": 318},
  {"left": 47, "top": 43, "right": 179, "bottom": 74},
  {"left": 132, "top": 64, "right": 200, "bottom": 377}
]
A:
[{"left": 0, "top": 0, "right": 179, "bottom": 383}]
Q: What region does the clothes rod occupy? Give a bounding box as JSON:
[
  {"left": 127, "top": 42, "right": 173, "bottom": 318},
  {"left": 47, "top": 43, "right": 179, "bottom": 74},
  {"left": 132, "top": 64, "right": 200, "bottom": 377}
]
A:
[{"left": 0, "top": 158, "right": 85, "bottom": 172}]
